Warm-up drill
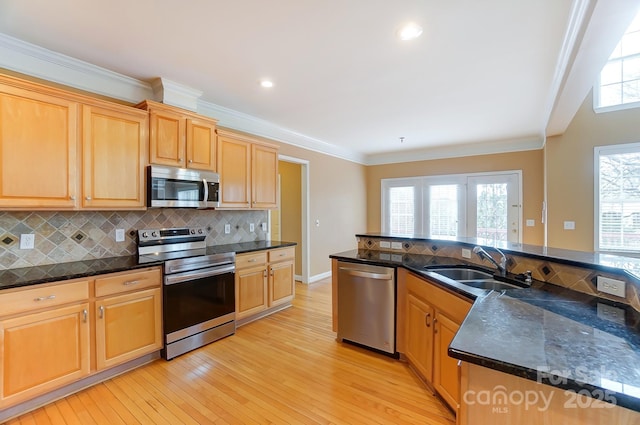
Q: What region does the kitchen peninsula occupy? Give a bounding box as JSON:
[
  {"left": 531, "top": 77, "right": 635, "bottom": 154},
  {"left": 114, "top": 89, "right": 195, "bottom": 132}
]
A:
[{"left": 330, "top": 233, "right": 640, "bottom": 424}]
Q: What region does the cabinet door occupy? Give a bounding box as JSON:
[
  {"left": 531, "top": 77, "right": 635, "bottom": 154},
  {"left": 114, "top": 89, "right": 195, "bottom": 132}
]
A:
[
  {"left": 0, "top": 303, "right": 90, "bottom": 408},
  {"left": 186, "top": 117, "right": 216, "bottom": 171},
  {"left": 149, "top": 109, "right": 185, "bottom": 168},
  {"left": 251, "top": 143, "right": 278, "bottom": 208},
  {"left": 218, "top": 135, "right": 251, "bottom": 208},
  {"left": 95, "top": 287, "right": 162, "bottom": 370},
  {"left": 405, "top": 293, "right": 435, "bottom": 382},
  {"left": 269, "top": 260, "right": 294, "bottom": 307},
  {"left": 82, "top": 104, "right": 148, "bottom": 209},
  {"left": 0, "top": 85, "right": 78, "bottom": 208},
  {"left": 235, "top": 266, "right": 268, "bottom": 319},
  {"left": 434, "top": 311, "right": 462, "bottom": 411}
]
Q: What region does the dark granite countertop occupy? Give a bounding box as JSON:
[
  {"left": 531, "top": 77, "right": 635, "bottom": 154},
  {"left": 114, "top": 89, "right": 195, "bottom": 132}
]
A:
[
  {"left": 330, "top": 248, "right": 640, "bottom": 412},
  {"left": 0, "top": 240, "right": 296, "bottom": 291}
]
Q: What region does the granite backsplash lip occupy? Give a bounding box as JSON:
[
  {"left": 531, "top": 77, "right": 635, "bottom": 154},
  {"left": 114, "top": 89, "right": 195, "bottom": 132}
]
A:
[
  {"left": 356, "top": 233, "right": 640, "bottom": 279},
  {"left": 331, "top": 248, "right": 640, "bottom": 412},
  {"left": 0, "top": 240, "right": 296, "bottom": 291}
]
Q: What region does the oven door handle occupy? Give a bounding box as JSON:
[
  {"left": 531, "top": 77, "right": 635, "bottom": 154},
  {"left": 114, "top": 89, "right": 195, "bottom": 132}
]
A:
[{"left": 165, "top": 264, "right": 235, "bottom": 286}]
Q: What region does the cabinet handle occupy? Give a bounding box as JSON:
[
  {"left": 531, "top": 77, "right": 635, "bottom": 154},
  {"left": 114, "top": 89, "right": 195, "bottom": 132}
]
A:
[
  {"left": 433, "top": 317, "right": 438, "bottom": 333},
  {"left": 123, "top": 280, "right": 139, "bottom": 286},
  {"left": 270, "top": 268, "right": 274, "bottom": 276},
  {"left": 263, "top": 270, "right": 267, "bottom": 278},
  {"left": 83, "top": 309, "right": 88, "bottom": 323},
  {"left": 248, "top": 258, "right": 257, "bottom": 262},
  {"left": 99, "top": 305, "right": 104, "bottom": 319},
  {"left": 425, "top": 312, "right": 431, "bottom": 327},
  {"left": 34, "top": 294, "right": 56, "bottom": 302}
]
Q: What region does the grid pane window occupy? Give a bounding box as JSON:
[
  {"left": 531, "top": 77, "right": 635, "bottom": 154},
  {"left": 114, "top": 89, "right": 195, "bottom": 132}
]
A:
[
  {"left": 597, "top": 11, "right": 640, "bottom": 109},
  {"left": 598, "top": 149, "right": 640, "bottom": 251},
  {"left": 389, "top": 186, "right": 414, "bottom": 235},
  {"left": 429, "top": 185, "right": 458, "bottom": 237}
]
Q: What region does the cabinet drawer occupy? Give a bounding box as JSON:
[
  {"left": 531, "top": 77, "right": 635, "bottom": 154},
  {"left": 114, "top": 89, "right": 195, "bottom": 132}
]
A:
[
  {"left": 268, "top": 247, "right": 295, "bottom": 263},
  {"left": 95, "top": 268, "right": 161, "bottom": 298},
  {"left": 0, "top": 280, "right": 89, "bottom": 317},
  {"left": 236, "top": 252, "right": 267, "bottom": 269}
]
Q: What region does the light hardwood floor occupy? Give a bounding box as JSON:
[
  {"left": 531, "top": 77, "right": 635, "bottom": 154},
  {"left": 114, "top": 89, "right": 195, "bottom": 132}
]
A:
[{"left": 5, "top": 278, "right": 455, "bottom": 425}]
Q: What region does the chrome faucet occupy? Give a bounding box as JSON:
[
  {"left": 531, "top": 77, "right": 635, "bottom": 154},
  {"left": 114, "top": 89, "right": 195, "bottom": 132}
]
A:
[{"left": 473, "top": 245, "right": 507, "bottom": 275}]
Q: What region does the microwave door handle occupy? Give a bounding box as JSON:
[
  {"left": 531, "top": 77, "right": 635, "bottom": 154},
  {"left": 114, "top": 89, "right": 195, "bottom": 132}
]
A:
[{"left": 202, "top": 178, "right": 209, "bottom": 203}]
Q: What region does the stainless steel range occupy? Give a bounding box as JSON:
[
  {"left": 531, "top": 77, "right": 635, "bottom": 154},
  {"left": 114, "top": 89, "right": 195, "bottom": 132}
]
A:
[{"left": 138, "top": 227, "right": 235, "bottom": 360}]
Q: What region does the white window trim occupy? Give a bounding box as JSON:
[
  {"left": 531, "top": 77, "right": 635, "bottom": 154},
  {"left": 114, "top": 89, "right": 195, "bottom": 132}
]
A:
[
  {"left": 381, "top": 170, "right": 522, "bottom": 242},
  {"left": 594, "top": 141, "right": 640, "bottom": 253},
  {"left": 594, "top": 73, "right": 640, "bottom": 113}
]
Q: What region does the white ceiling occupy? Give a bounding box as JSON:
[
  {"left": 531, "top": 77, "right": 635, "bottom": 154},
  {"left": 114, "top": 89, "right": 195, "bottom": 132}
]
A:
[{"left": 0, "top": 0, "right": 638, "bottom": 164}]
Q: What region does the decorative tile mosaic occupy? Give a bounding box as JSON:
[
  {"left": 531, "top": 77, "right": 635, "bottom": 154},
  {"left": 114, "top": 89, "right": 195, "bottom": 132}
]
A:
[
  {"left": 357, "top": 236, "right": 640, "bottom": 309},
  {"left": 0, "top": 209, "right": 268, "bottom": 270}
]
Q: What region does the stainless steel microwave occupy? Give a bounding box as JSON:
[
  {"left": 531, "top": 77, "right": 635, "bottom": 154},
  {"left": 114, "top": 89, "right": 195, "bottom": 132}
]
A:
[{"left": 147, "top": 165, "right": 220, "bottom": 208}]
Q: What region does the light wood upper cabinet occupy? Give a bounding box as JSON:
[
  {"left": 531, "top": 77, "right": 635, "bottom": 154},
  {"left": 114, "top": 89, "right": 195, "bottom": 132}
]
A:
[
  {"left": 218, "top": 134, "right": 251, "bottom": 208},
  {"left": 217, "top": 129, "right": 278, "bottom": 209},
  {"left": 0, "top": 82, "right": 78, "bottom": 208},
  {"left": 139, "top": 100, "right": 217, "bottom": 171},
  {"left": 82, "top": 103, "right": 148, "bottom": 209},
  {"left": 252, "top": 143, "right": 278, "bottom": 209},
  {"left": 0, "top": 74, "right": 149, "bottom": 210}
]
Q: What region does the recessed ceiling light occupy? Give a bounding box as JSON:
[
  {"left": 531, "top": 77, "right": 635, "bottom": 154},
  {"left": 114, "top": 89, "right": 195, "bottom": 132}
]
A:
[
  {"left": 397, "top": 22, "right": 423, "bottom": 41},
  {"left": 260, "top": 80, "right": 274, "bottom": 88}
]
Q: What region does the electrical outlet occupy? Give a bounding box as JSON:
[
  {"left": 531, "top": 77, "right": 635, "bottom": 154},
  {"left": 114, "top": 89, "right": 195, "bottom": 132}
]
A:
[
  {"left": 20, "top": 234, "right": 35, "bottom": 250},
  {"left": 461, "top": 248, "right": 471, "bottom": 259},
  {"left": 250, "top": 223, "right": 255, "bottom": 232},
  {"left": 261, "top": 222, "right": 268, "bottom": 231},
  {"left": 597, "top": 302, "right": 625, "bottom": 325},
  {"left": 597, "top": 276, "right": 626, "bottom": 298},
  {"left": 391, "top": 242, "right": 403, "bottom": 250},
  {"left": 563, "top": 221, "right": 575, "bottom": 230},
  {"left": 380, "top": 241, "right": 391, "bottom": 249},
  {"left": 115, "top": 228, "right": 125, "bottom": 242},
  {"left": 526, "top": 219, "right": 535, "bottom": 227},
  {"left": 224, "top": 224, "right": 231, "bottom": 234}
]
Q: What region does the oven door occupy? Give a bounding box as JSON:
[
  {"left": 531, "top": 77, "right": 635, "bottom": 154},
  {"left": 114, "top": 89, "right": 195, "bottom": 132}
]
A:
[{"left": 163, "top": 264, "right": 235, "bottom": 343}]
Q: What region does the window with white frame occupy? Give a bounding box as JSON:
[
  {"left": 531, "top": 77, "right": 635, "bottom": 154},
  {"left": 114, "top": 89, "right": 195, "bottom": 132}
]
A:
[
  {"left": 595, "top": 11, "right": 640, "bottom": 111},
  {"left": 381, "top": 172, "right": 521, "bottom": 243},
  {"left": 595, "top": 142, "right": 640, "bottom": 252}
]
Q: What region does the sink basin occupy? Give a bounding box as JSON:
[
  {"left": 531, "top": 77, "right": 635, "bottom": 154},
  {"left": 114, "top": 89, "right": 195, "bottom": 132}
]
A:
[
  {"left": 453, "top": 279, "right": 523, "bottom": 290},
  {"left": 425, "top": 267, "right": 526, "bottom": 290},
  {"left": 426, "top": 267, "right": 493, "bottom": 280}
]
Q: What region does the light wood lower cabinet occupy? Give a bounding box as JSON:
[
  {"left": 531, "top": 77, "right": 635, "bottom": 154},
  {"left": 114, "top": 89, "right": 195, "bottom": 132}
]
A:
[
  {"left": 0, "top": 280, "right": 91, "bottom": 409},
  {"left": 0, "top": 267, "right": 162, "bottom": 410},
  {"left": 404, "top": 271, "right": 472, "bottom": 412},
  {"left": 236, "top": 247, "right": 295, "bottom": 323}
]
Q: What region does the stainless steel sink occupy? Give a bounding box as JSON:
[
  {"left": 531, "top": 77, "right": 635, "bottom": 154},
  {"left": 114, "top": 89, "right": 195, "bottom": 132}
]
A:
[
  {"left": 427, "top": 267, "right": 493, "bottom": 280},
  {"left": 425, "top": 267, "right": 525, "bottom": 290}
]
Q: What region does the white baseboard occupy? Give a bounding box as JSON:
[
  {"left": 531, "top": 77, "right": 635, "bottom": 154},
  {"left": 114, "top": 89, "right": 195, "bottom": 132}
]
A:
[{"left": 309, "top": 271, "right": 331, "bottom": 283}]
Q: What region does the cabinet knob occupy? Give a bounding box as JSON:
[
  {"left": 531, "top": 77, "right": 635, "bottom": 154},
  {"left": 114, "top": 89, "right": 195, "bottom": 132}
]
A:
[
  {"left": 179, "top": 158, "right": 183, "bottom": 162},
  {"left": 85, "top": 196, "right": 92, "bottom": 201},
  {"left": 70, "top": 196, "right": 76, "bottom": 201},
  {"left": 189, "top": 159, "right": 193, "bottom": 163}
]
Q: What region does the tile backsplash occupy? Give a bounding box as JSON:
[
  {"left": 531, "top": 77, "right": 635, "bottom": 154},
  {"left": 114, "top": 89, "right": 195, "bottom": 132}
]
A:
[{"left": 0, "top": 209, "right": 268, "bottom": 270}]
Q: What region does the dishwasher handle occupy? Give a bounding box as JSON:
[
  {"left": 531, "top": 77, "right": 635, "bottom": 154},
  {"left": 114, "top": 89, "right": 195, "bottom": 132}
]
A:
[{"left": 339, "top": 267, "right": 393, "bottom": 280}]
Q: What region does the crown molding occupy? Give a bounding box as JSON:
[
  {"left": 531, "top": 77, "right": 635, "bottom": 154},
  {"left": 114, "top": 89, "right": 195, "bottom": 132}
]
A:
[
  {"left": 364, "top": 135, "right": 545, "bottom": 166},
  {"left": 197, "top": 99, "right": 367, "bottom": 164},
  {"left": 151, "top": 77, "right": 203, "bottom": 112},
  {"left": 0, "top": 33, "right": 153, "bottom": 102}
]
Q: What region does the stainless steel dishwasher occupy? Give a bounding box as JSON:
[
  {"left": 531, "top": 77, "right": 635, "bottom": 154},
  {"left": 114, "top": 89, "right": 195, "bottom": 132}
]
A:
[{"left": 337, "top": 261, "right": 396, "bottom": 355}]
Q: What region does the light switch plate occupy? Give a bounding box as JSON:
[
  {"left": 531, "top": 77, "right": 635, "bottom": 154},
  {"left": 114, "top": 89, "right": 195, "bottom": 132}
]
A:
[
  {"left": 115, "top": 228, "right": 125, "bottom": 242},
  {"left": 261, "top": 222, "right": 268, "bottom": 231},
  {"left": 526, "top": 219, "right": 535, "bottom": 227},
  {"left": 20, "top": 234, "right": 35, "bottom": 250},
  {"left": 224, "top": 224, "right": 231, "bottom": 234},
  {"left": 564, "top": 221, "right": 575, "bottom": 230},
  {"left": 249, "top": 223, "right": 255, "bottom": 232}
]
